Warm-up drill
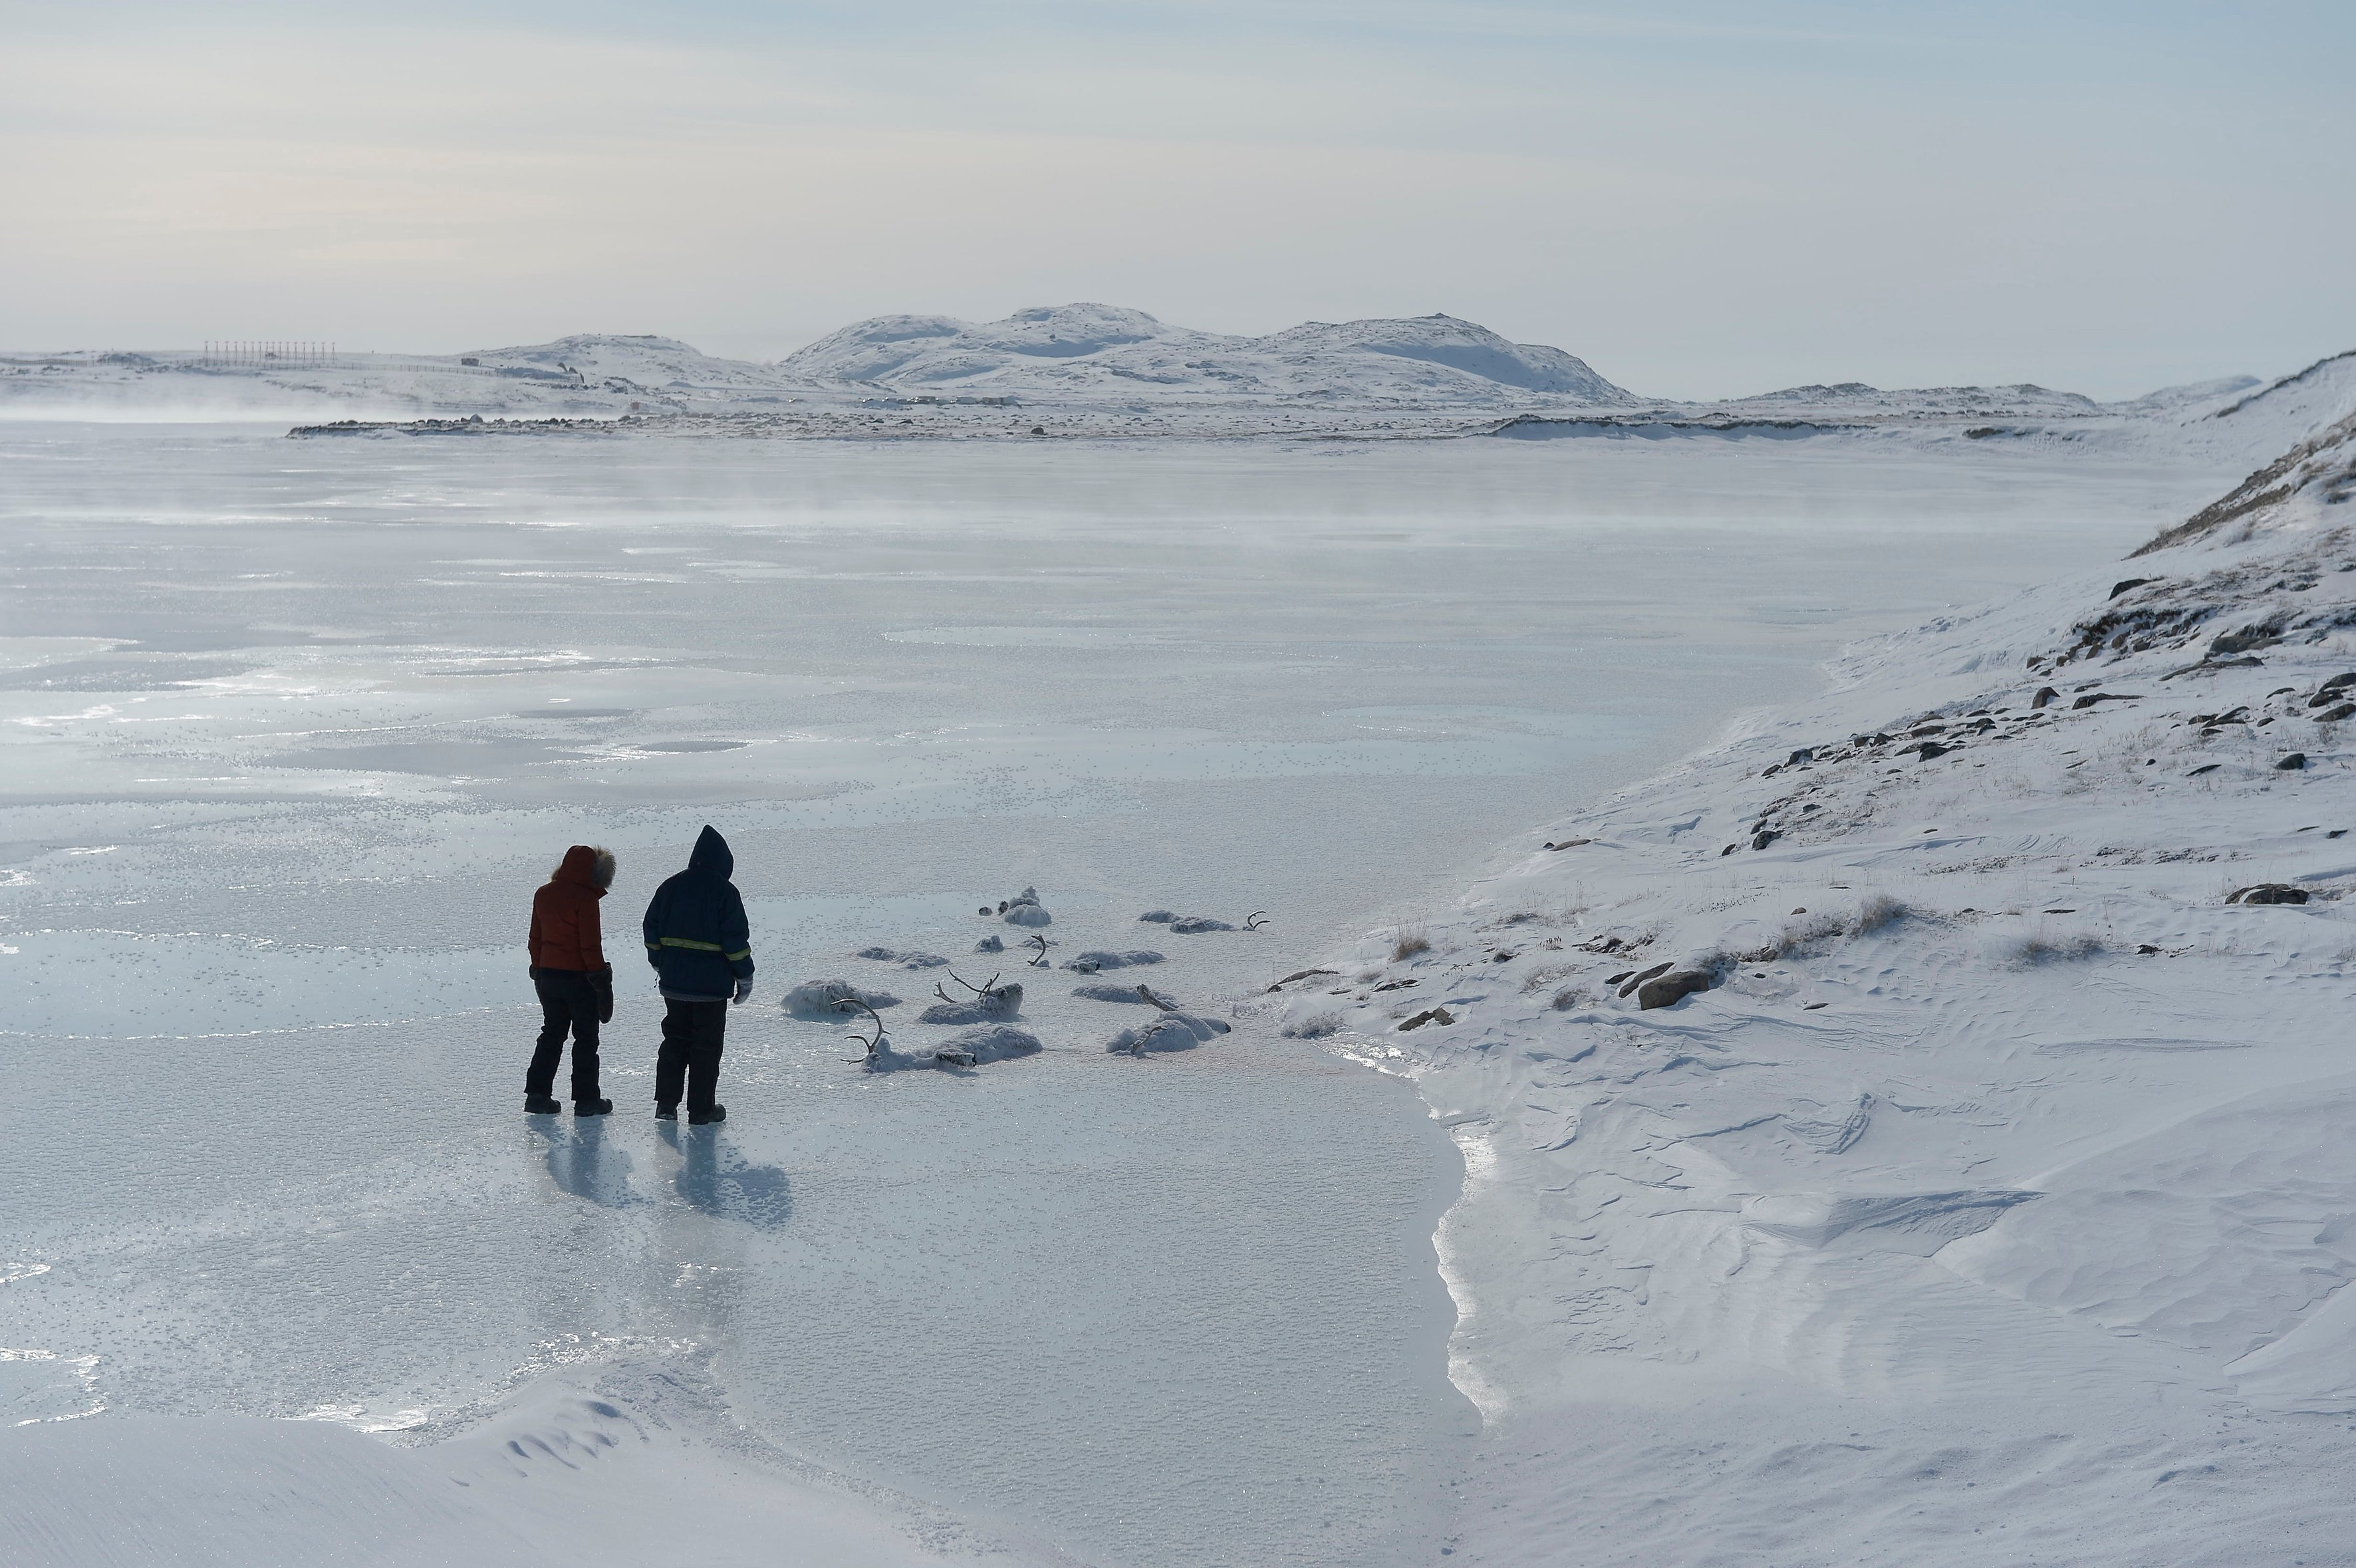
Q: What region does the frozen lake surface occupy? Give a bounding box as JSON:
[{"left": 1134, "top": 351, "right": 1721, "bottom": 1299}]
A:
[{"left": 0, "top": 424, "right": 2220, "bottom": 1565}]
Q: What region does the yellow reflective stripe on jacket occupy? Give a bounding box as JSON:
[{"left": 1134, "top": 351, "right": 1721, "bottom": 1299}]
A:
[{"left": 649, "top": 936, "right": 752, "bottom": 961}]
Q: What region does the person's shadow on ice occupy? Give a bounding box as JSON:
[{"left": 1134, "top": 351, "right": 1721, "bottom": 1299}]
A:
[
  {"left": 533, "top": 1116, "right": 641, "bottom": 1208},
  {"left": 660, "top": 1121, "right": 791, "bottom": 1228}
]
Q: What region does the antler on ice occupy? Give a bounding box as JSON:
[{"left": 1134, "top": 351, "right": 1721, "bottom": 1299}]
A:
[
  {"left": 839, "top": 995, "right": 888, "bottom": 1060},
  {"left": 935, "top": 968, "right": 1005, "bottom": 1003}
]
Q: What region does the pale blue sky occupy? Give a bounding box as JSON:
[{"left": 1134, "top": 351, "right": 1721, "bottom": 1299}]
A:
[{"left": 3, "top": 1, "right": 2349, "bottom": 397}]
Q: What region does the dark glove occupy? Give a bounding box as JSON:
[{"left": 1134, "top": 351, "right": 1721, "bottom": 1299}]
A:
[
  {"left": 593, "top": 968, "right": 614, "bottom": 1024},
  {"left": 732, "top": 976, "right": 752, "bottom": 1006}
]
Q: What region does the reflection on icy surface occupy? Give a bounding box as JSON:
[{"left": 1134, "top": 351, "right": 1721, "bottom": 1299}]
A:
[{"left": 0, "top": 424, "right": 2213, "bottom": 1566}]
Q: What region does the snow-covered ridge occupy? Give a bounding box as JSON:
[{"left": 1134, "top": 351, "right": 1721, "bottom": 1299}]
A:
[
  {"left": 1263, "top": 429, "right": 2356, "bottom": 1561},
  {"left": 17, "top": 309, "right": 2343, "bottom": 444},
  {"left": 780, "top": 303, "right": 1636, "bottom": 404}
]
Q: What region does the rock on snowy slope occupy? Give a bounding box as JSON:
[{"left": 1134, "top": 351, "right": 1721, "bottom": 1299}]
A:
[
  {"left": 1278, "top": 422, "right": 2356, "bottom": 1564},
  {"left": 778, "top": 303, "right": 1637, "bottom": 405}
]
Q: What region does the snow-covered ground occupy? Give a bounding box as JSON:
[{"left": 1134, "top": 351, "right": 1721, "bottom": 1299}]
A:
[
  {"left": 1266, "top": 405, "right": 2356, "bottom": 1563},
  {"left": 0, "top": 396, "right": 2343, "bottom": 1563}
]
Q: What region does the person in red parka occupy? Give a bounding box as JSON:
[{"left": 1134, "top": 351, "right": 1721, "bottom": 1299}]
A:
[{"left": 526, "top": 845, "right": 617, "bottom": 1115}]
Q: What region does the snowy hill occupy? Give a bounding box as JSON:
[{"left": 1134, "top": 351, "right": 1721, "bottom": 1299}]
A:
[
  {"left": 1263, "top": 426, "right": 2356, "bottom": 1561},
  {"left": 777, "top": 304, "right": 1638, "bottom": 404},
  {"left": 2193, "top": 348, "right": 2356, "bottom": 452},
  {"left": 456, "top": 333, "right": 803, "bottom": 402},
  {"left": 1714, "top": 379, "right": 2106, "bottom": 420},
  {"left": 0, "top": 336, "right": 800, "bottom": 420},
  {"left": 2137, "top": 404, "right": 2356, "bottom": 556}
]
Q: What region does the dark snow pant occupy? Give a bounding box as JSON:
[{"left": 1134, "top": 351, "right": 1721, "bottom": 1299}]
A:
[
  {"left": 656, "top": 997, "right": 727, "bottom": 1118},
  {"left": 529, "top": 970, "right": 603, "bottom": 1104}
]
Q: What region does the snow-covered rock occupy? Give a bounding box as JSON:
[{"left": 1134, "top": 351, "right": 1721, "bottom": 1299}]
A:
[
  {"left": 916, "top": 979, "right": 1023, "bottom": 1025},
  {"left": 1105, "top": 1003, "right": 1230, "bottom": 1055},
  {"left": 863, "top": 1024, "right": 1042, "bottom": 1072},
  {"left": 1071, "top": 982, "right": 1162, "bottom": 1003},
  {"left": 854, "top": 946, "right": 950, "bottom": 970},
  {"left": 780, "top": 979, "right": 900, "bottom": 1019},
  {"left": 1061, "top": 950, "right": 1163, "bottom": 973},
  {"left": 996, "top": 886, "right": 1051, "bottom": 926}
]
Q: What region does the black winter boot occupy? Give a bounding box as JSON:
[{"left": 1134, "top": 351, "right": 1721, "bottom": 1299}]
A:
[
  {"left": 654, "top": 1105, "right": 678, "bottom": 1120},
  {"left": 574, "top": 1099, "right": 613, "bottom": 1116},
  {"left": 688, "top": 1104, "right": 727, "bottom": 1126},
  {"left": 525, "top": 1095, "right": 563, "bottom": 1114}
]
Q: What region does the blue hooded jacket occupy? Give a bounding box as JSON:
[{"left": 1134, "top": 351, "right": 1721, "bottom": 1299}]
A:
[{"left": 642, "top": 825, "right": 753, "bottom": 1000}]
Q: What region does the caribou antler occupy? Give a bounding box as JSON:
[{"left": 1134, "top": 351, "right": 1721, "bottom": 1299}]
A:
[
  {"left": 1245, "top": 910, "right": 1270, "bottom": 930},
  {"left": 1025, "top": 932, "right": 1050, "bottom": 967},
  {"left": 838, "top": 995, "right": 888, "bottom": 1060},
  {"left": 935, "top": 968, "right": 1004, "bottom": 1004}
]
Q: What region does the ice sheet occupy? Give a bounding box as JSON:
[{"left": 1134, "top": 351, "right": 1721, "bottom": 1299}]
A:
[{"left": 0, "top": 423, "right": 2228, "bottom": 1565}]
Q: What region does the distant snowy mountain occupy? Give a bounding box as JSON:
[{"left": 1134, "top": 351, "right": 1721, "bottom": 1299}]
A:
[
  {"left": 1713, "top": 380, "right": 2106, "bottom": 420},
  {"left": 778, "top": 304, "right": 1636, "bottom": 404},
  {"left": 11, "top": 309, "right": 2354, "bottom": 454},
  {"left": 459, "top": 334, "right": 797, "bottom": 400}
]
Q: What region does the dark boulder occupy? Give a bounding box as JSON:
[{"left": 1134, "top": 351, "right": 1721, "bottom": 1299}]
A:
[
  {"left": 2031, "top": 686, "right": 2059, "bottom": 709},
  {"left": 2210, "top": 626, "right": 2282, "bottom": 656},
  {"left": 2277, "top": 753, "right": 2307, "bottom": 771},
  {"left": 2108, "top": 578, "right": 2157, "bottom": 599},
  {"left": 1617, "top": 961, "right": 1673, "bottom": 997},
  {"left": 2228, "top": 884, "right": 2308, "bottom": 905},
  {"left": 1636, "top": 970, "right": 1714, "bottom": 1010}
]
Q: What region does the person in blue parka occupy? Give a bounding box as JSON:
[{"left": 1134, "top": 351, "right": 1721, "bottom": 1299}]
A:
[{"left": 642, "top": 825, "right": 754, "bottom": 1124}]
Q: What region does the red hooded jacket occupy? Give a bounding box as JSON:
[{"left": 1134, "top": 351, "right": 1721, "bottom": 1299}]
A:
[{"left": 529, "top": 847, "right": 608, "bottom": 973}]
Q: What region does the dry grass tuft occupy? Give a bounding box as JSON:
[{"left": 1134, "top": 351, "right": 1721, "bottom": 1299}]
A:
[
  {"left": 1991, "top": 929, "right": 2103, "bottom": 966},
  {"left": 1391, "top": 922, "right": 1432, "bottom": 962},
  {"left": 1854, "top": 892, "right": 1910, "bottom": 934},
  {"left": 1520, "top": 961, "right": 1581, "bottom": 995}
]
